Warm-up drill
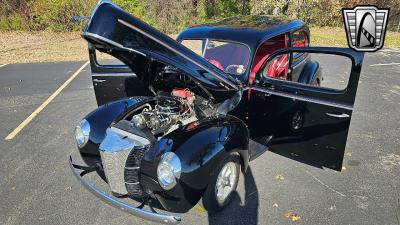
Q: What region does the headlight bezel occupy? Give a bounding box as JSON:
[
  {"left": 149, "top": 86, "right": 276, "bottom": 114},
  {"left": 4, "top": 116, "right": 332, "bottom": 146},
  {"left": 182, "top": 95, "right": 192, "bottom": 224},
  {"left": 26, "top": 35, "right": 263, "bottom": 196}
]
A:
[
  {"left": 157, "top": 152, "right": 181, "bottom": 190},
  {"left": 75, "top": 119, "right": 90, "bottom": 148}
]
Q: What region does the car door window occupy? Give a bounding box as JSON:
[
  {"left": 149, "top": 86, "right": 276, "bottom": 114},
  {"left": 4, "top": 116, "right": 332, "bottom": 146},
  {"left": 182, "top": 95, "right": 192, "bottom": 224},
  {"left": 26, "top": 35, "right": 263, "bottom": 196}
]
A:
[
  {"left": 181, "top": 39, "right": 204, "bottom": 56},
  {"left": 262, "top": 52, "right": 352, "bottom": 90}
]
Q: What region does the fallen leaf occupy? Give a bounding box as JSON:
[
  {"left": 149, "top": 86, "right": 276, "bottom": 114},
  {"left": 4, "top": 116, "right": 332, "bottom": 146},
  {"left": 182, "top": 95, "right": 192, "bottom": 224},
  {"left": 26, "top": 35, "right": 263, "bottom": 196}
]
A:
[
  {"left": 195, "top": 205, "right": 206, "bottom": 213},
  {"left": 273, "top": 203, "right": 279, "bottom": 208},
  {"left": 345, "top": 152, "right": 352, "bottom": 157},
  {"left": 285, "top": 211, "right": 301, "bottom": 222},
  {"left": 274, "top": 174, "right": 285, "bottom": 181}
]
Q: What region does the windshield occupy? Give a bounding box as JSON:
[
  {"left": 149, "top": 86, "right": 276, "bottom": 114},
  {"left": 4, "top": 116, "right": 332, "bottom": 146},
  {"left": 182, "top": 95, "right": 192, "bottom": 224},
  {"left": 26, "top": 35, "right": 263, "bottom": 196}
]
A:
[{"left": 181, "top": 39, "right": 250, "bottom": 76}]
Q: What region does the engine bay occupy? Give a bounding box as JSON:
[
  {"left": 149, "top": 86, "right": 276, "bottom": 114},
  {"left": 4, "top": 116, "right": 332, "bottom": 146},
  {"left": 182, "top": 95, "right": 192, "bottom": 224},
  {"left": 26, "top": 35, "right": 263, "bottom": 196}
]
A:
[{"left": 128, "top": 88, "right": 215, "bottom": 138}]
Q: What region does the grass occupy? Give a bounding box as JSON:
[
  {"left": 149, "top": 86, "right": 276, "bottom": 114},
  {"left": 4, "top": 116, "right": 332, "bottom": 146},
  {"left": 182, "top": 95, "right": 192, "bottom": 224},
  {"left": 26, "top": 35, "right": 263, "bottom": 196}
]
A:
[
  {"left": 310, "top": 27, "right": 400, "bottom": 49},
  {"left": 0, "top": 27, "right": 399, "bottom": 64}
]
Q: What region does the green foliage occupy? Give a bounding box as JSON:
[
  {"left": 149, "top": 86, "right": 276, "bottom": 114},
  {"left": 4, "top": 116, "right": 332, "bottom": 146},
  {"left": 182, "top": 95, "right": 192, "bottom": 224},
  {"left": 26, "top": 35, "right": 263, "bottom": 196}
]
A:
[
  {"left": 29, "top": 0, "right": 98, "bottom": 31},
  {"left": 0, "top": 0, "right": 399, "bottom": 33}
]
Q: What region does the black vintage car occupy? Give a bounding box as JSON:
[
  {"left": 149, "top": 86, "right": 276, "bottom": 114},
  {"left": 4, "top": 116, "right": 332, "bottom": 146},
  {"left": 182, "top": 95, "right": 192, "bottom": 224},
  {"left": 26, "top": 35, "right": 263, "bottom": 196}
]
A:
[{"left": 69, "top": 1, "right": 364, "bottom": 224}]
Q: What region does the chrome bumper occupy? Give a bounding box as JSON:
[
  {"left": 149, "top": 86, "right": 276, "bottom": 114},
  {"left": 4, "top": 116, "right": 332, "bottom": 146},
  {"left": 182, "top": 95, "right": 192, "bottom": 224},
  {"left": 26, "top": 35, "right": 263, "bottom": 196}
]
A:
[{"left": 69, "top": 156, "right": 181, "bottom": 224}]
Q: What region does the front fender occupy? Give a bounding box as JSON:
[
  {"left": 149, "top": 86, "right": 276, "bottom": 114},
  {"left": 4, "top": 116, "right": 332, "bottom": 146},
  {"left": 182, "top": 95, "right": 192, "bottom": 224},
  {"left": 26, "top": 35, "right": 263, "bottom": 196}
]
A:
[
  {"left": 78, "top": 97, "right": 150, "bottom": 157},
  {"left": 140, "top": 115, "right": 249, "bottom": 213}
]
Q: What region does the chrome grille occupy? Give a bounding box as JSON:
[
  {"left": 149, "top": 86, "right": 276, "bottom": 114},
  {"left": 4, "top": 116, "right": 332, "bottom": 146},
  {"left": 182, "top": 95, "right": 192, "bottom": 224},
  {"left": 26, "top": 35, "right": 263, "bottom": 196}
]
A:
[
  {"left": 99, "top": 126, "right": 150, "bottom": 196},
  {"left": 125, "top": 146, "right": 149, "bottom": 197}
]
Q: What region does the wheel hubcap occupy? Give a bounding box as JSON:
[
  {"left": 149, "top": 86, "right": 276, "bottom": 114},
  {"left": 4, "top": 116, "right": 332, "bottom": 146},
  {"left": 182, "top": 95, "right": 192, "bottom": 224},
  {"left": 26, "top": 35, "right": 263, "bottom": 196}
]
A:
[{"left": 215, "top": 162, "right": 237, "bottom": 205}]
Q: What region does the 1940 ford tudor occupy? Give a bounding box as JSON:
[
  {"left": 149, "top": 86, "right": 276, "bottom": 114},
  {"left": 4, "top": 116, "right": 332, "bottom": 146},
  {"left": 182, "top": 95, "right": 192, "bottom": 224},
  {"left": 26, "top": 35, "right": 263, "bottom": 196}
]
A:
[{"left": 69, "top": 0, "right": 364, "bottom": 224}]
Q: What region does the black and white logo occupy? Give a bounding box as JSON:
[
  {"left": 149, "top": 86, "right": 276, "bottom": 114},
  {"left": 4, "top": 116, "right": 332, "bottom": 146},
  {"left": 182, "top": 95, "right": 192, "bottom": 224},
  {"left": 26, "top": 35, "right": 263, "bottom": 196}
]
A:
[{"left": 343, "top": 6, "right": 389, "bottom": 52}]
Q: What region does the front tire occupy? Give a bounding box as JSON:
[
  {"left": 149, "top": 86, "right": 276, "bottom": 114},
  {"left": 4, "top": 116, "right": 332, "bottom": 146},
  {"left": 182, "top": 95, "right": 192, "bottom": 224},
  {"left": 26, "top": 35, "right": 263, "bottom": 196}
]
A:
[{"left": 201, "top": 154, "right": 240, "bottom": 213}]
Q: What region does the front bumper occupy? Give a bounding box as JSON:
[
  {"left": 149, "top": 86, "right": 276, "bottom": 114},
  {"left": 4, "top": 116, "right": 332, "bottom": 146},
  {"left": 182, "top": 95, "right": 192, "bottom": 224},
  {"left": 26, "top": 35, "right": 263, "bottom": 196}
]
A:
[{"left": 69, "top": 156, "right": 181, "bottom": 224}]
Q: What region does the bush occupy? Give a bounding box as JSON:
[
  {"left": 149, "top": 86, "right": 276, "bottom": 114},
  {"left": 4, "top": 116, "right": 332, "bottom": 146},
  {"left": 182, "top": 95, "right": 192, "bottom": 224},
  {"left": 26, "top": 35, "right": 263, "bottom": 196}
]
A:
[{"left": 0, "top": 0, "right": 399, "bottom": 33}]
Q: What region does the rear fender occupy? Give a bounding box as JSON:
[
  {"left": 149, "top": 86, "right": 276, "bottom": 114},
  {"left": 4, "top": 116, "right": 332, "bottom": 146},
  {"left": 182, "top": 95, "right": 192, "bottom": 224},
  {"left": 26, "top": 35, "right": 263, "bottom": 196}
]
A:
[{"left": 298, "top": 60, "right": 321, "bottom": 84}]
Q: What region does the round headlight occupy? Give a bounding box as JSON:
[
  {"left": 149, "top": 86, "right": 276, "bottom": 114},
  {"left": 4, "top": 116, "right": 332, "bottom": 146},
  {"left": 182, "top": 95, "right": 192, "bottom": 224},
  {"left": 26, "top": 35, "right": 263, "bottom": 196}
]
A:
[
  {"left": 75, "top": 119, "right": 90, "bottom": 148},
  {"left": 157, "top": 152, "right": 181, "bottom": 190}
]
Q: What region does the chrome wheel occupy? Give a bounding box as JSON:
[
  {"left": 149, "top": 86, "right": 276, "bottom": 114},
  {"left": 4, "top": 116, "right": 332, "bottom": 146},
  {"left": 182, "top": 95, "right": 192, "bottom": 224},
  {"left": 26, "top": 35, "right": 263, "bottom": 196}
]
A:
[{"left": 215, "top": 161, "right": 238, "bottom": 205}]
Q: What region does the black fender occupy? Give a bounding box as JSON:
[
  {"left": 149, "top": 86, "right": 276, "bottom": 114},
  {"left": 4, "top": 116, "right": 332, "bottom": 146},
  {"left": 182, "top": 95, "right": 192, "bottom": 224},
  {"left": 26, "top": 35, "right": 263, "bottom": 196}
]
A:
[
  {"left": 298, "top": 60, "right": 321, "bottom": 85},
  {"left": 78, "top": 97, "right": 151, "bottom": 158},
  {"left": 140, "top": 115, "right": 249, "bottom": 213}
]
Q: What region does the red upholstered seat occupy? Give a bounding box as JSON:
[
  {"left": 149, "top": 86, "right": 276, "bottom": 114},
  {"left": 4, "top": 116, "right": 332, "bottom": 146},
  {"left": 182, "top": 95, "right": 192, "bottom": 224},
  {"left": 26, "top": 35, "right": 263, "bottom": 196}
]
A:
[
  {"left": 265, "top": 54, "right": 288, "bottom": 79},
  {"left": 206, "top": 58, "right": 224, "bottom": 71}
]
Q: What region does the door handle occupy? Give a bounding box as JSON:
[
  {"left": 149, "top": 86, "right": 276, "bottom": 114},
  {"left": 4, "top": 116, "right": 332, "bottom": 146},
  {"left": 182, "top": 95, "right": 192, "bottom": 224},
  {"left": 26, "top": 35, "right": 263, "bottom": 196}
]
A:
[
  {"left": 93, "top": 79, "right": 106, "bottom": 83},
  {"left": 325, "top": 112, "right": 350, "bottom": 118}
]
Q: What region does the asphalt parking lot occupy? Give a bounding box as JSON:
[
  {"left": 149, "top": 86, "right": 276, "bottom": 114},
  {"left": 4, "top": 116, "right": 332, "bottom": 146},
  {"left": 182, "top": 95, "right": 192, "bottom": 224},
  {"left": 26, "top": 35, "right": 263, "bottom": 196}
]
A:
[{"left": 0, "top": 50, "right": 399, "bottom": 225}]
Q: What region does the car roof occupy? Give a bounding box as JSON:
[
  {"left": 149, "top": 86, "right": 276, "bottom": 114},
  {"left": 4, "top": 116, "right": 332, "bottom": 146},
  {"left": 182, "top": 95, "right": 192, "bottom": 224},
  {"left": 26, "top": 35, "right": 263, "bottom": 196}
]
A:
[{"left": 177, "top": 15, "right": 306, "bottom": 50}]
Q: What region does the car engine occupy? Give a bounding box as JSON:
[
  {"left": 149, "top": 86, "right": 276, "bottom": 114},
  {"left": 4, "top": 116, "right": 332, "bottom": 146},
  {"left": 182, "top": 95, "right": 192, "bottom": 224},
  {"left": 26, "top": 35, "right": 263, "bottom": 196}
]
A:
[{"left": 130, "top": 88, "right": 198, "bottom": 136}]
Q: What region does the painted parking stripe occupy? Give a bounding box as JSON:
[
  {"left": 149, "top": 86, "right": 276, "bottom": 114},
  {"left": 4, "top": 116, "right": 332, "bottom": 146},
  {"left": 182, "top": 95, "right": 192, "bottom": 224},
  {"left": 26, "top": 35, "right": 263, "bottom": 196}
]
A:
[
  {"left": 4, "top": 61, "right": 89, "bottom": 140},
  {"left": 370, "top": 62, "right": 400, "bottom": 66},
  {"left": 0, "top": 64, "right": 7, "bottom": 68}
]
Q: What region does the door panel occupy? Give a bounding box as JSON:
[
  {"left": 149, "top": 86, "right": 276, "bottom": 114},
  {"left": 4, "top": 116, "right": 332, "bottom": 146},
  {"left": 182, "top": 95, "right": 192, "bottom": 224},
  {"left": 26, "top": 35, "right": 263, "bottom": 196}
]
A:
[
  {"left": 250, "top": 47, "right": 364, "bottom": 171},
  {"left": 89, "top": 44, "right": 150, "bottom": 106}
]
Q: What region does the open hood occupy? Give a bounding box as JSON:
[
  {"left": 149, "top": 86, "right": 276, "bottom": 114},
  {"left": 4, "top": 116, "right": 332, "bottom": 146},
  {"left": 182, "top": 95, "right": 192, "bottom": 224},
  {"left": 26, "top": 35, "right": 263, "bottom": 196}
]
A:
[{"left": 82, "top": 1, "right": 240, "bottom": 98}]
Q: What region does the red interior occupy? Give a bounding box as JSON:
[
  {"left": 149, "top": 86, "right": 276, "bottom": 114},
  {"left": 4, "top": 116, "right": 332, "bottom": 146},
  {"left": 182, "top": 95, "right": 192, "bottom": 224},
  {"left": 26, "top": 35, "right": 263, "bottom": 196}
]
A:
[
  {"left": 265, "top": 54, "right": 288, "bottom": 78},
  {"left": 206, "top": 59, "right": 224, "bottom": 71},
  {"left": 247, "top": 34, "right": 287, "bottom": 99},
  {"left": 204, "top": 42, "right": 250, "bottom": 72},
  {"left": 250, "top": 34, "right": 288, "bottom": 79}
]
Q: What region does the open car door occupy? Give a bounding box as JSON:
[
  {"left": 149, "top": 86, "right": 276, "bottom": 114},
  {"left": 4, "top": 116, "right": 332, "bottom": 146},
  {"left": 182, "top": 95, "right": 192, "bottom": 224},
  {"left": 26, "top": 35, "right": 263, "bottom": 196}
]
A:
[
  {"left": 88, "top": 44, "right": 144, "bottom": 106},
  {"left": 250, "top": 47, "right": 364, "bottom": 171}
]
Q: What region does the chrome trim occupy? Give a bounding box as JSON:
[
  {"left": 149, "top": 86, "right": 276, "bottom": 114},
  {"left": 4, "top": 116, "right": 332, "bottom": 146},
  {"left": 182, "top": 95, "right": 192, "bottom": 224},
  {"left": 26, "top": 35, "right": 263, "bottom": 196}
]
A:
[
  {"left": 125, "top": 166, "right": 140, "bottom": 170},
  {"left": 325, "top": 112, "right": 350, "bottom": 118},
  {"left": 93, "top": 79, "right": 106, "bottom": 83},
  {"left": 117, "top": 19, "right": 239, "bottom": 91},
  {"left": 84, "top": 32, "right": 146, "bottom": 57},
  {"left": 99, "top": 127, "right": 150, "bottom": 195},
  {"left": 249, "top": 87, "right": 353, "bottom": 111},
  {"left": 92, "top": 73, "right": 136, "bottom": 77},
  {"left": 110, "top": 126, "right": 150, "bottom": 146},
  {"left": 69, "top": 156, "right": 181, "bottom": 224},
  {"left": 75, "top": 119, "right": 90, "bottom": 148},
  {"left": 157, "top": 152, "right": 181, "bottom": 190}
]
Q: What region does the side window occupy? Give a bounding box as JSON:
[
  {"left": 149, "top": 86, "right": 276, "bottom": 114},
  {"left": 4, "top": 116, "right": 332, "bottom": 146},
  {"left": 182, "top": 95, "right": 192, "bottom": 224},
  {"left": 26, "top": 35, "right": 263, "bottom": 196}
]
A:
[
  {"left": 292, "top": 30, "right": 309, "bottom": 60},
  {"left": 95, "top": 50, "right": 126, "bottom": 65},
  {"left": 261, "top": 51, "right": 352, "bottom": 90},
  {"left": 181, "top": 39, "right": 204, "bottom": 56},
  {"left": 292, "top": 30, "right": 309, "bottom": 48}
]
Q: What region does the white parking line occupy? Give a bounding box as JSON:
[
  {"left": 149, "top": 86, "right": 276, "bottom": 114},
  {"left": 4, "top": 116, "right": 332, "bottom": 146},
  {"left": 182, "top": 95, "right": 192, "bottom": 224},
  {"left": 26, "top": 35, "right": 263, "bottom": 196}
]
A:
[
  {"left": 369, "top": 62, "right": 400, "bottom": 67},
  {"left": 4, "top": 61, "right": 89, "bottom": 140},
  {"left": 0, "top": 64, "right": 7, "bottom": 68}
]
